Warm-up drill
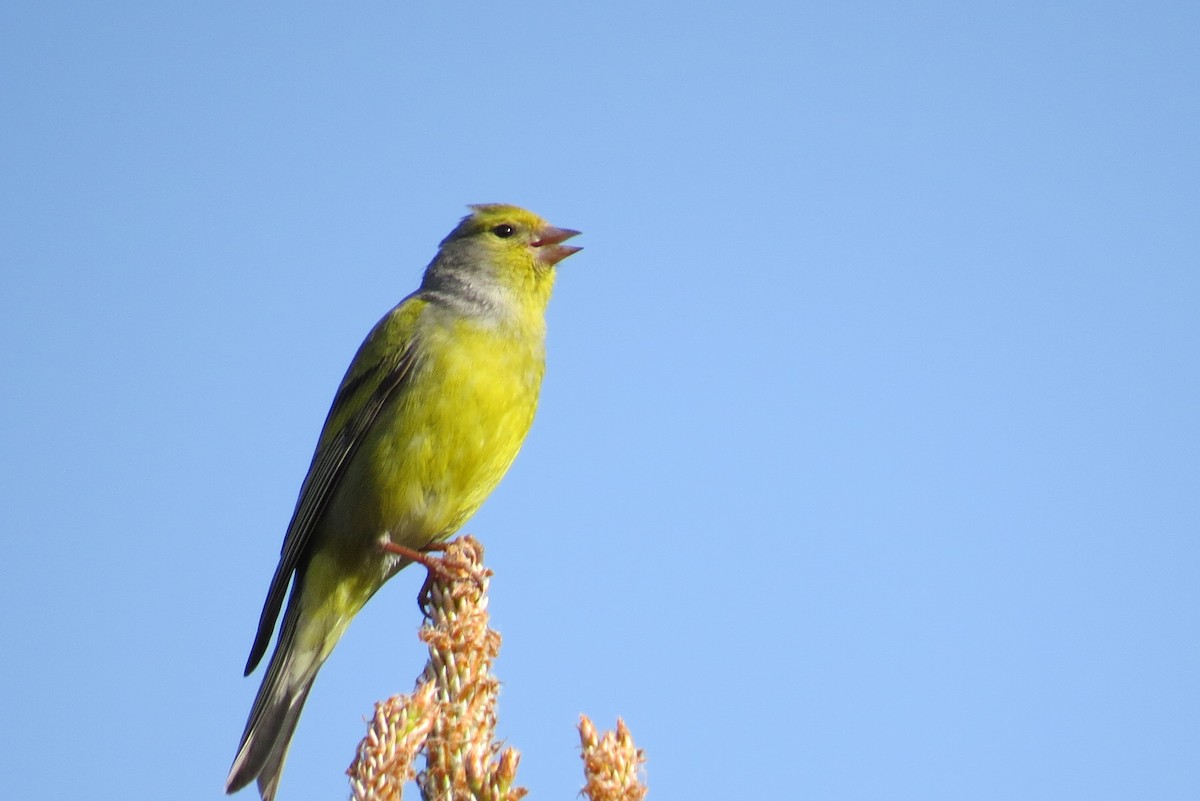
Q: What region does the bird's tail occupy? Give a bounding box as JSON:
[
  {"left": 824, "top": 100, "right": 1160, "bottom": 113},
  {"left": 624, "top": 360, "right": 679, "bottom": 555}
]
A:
[{"left": 225, "top": 590, "right": 324, "bottom": 801}]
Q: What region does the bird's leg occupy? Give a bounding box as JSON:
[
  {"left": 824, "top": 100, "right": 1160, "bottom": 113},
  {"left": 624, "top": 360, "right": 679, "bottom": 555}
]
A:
[
  {"left": 380, "top": 541, "right": 455, "bottom": 615},
  {"left": 381, "top": 540, "right": 455, "bottom": 579}
]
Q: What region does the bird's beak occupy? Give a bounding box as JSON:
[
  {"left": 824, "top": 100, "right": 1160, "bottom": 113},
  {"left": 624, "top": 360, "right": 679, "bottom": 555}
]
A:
[{"left": 532, "top": 226, "right": 582, "bottom": 266}]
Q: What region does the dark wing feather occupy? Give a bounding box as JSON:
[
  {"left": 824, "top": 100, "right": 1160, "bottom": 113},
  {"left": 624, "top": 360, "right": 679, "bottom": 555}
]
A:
[{"left": 243, "top": 339, "right": 420, "bottom": 675}]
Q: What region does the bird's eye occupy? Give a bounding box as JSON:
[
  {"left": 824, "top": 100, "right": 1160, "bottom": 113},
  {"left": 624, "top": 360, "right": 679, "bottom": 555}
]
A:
[{"left": 492, "top": 224, "right": 515, "bottom": 239}]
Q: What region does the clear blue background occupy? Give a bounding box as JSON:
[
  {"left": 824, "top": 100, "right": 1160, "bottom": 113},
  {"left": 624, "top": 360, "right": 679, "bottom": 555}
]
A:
[{"left": 2, "top": 2, "right": 1197, "bottom": 799}]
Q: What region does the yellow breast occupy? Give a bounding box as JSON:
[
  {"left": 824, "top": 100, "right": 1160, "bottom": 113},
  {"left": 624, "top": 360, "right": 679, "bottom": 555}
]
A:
[{"left": 364, "top": 311, "right": 545, "bottom": 546}]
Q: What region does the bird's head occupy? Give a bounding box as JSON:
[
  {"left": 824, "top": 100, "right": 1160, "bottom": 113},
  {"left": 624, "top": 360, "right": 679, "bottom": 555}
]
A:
[
  {"left": 441, "top": 203, "right": 581, "bottom": 267},
  {"left": 424, "top": 204, "right": 582, "bottom": 317}
]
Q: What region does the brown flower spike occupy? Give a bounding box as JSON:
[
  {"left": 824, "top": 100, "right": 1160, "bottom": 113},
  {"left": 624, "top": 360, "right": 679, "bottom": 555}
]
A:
[
  {"left": 348, "top": 683, "right": 437, "bottom": 801},
  {"left": 579, "top": 716, "right": 648, "bottom": 801},
  {"left": 417, "top": 537, "right": 524, "bottom": 801}
]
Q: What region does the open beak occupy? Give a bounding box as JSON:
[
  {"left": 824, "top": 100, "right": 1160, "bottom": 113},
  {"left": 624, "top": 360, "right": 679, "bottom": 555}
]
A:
[{"left": 532, "top": 226, "right": 582, "bottom": 267}]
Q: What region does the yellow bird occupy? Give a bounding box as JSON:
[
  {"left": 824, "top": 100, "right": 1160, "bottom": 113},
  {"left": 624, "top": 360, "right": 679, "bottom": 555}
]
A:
[{"left": 226, "top": 204, "right": 581, "bottom": 800}]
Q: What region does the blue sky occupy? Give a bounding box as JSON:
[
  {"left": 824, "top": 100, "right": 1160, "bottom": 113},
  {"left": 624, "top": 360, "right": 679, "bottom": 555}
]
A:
[{"left": 2, "top": 2, "right": 1197, "bottom": 799}]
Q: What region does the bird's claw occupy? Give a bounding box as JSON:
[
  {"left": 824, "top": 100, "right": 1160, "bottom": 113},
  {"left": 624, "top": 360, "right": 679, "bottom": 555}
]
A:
[{"left": 379, "top": 540, "right": 465, "bottom": 615}]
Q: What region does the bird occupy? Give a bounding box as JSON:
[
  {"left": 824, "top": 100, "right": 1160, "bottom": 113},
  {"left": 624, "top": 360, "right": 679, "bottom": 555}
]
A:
[{"left": 226, "top": 204, "right": 581, "bottom": 800}]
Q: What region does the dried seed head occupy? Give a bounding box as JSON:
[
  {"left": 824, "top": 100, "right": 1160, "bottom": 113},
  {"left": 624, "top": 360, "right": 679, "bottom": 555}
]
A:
[{"left": 578, "top": 715, "right": 648, "bottom": 801}]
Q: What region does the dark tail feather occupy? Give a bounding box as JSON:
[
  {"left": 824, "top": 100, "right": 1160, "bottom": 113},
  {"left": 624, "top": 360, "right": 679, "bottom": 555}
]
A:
[
  {"left": 226, "top": 594, "right": 320, "bottom": 800},
  {"left": 253, "top": 682, "right": 313, "bottom": 801}
]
